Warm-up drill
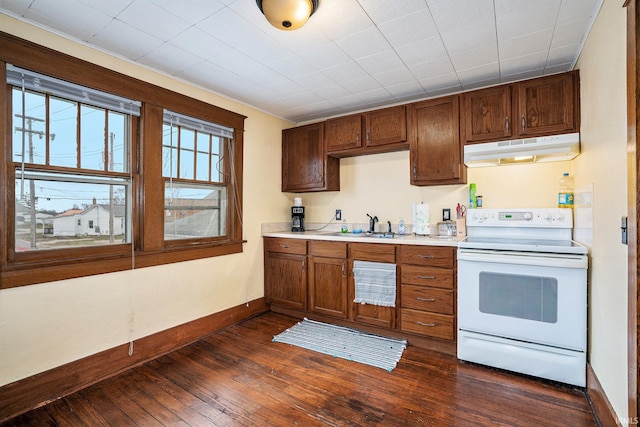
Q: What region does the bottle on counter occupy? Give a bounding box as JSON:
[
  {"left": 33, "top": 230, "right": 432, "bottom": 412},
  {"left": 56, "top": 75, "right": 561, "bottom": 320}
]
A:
[
  {"left": 558, "top": 172, "right": 574, "bottom": 209},
  {"left": 469, "top": 183, "right": 477, "bottom": 208},
  {"left": 476, "top": 195, "right": 483, "bottom": 208},
  {"left": 341, "top": 219, "right": 348, "bottom": 233},
  {"left": 398, "top": 218, "right": 405, "bottom": 235}
]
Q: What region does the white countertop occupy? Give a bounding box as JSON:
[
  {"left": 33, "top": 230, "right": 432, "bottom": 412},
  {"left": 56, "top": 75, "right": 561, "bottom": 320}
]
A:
[{"left": 262, "top": 223, "right": 460, "bottom": 247}]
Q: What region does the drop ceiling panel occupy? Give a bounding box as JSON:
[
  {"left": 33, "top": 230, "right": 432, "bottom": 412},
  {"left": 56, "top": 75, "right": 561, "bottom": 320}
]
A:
[{"left": 0, "top": 0, "right": 604, "bottom": 123}]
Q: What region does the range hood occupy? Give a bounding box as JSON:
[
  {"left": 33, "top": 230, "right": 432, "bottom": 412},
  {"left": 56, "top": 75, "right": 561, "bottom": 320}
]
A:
[{"left": 464, "top": 133, "right": 580, "bottom": 167}]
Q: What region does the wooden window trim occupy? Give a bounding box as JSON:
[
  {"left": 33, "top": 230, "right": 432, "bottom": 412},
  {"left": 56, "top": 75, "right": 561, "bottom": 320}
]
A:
[{"left": 0, "top": 32, "right": 246, "bottom": 289}]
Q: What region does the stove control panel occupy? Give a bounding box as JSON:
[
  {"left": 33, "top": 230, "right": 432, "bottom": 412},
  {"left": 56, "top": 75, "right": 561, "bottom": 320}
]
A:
[{"left": 467, "top": 208, "right": 573, "bottom": 228}]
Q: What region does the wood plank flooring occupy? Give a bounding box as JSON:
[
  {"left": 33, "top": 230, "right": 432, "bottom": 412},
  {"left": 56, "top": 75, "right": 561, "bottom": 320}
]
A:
[{"left": 2, "top": 312, "right": 597, "bottom": 426}]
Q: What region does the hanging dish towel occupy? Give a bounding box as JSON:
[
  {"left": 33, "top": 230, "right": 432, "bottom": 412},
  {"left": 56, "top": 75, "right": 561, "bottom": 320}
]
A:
[{"left": 353, "top": 261, "right": 397, "bottom": 307}]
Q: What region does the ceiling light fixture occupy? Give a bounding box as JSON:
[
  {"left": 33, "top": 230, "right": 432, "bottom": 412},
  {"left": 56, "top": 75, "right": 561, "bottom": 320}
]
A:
[{"left": 256, "top": 0, "right": 319, "bottom": 31}]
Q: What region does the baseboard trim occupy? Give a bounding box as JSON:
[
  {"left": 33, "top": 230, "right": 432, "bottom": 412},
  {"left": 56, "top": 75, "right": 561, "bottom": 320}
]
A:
[
  {"left": 0, "top": 297, "right": 268, "bottom": 423},
  {"left": 587, "top": 363, "right": 620, "bottom": 427}
]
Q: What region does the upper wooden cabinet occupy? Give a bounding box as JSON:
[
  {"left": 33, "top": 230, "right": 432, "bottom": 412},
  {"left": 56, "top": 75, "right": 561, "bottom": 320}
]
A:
[
  {"left": 462, "top": 71, "right": 579, "bottom": 144},
  {"left": 326, "top": 106, "right": 408, "bottom": 157},
  {"left": 409, "top": 96, "right": 465, "bottom": 186},
  {"left": 282, "top": 122, "right": 340, "bottom": 193},
  {"left": 462, "top": 85, "right": 512, "bottom": 143},
  {"left": 325, "top": 114, "right": 363, "bottom": 152},
  {"left": 515, "top": 72, "right": 578, "bottom": 137},
  {"left": 363, "top": 105, "right": 407, "bottom": 147}
]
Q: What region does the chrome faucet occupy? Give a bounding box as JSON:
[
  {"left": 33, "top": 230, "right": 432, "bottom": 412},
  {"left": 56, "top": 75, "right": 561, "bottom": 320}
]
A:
[
  {"left": 387, "top": 220, "right": 392, "bottom": 234},
  {"left": 366, "top": 214, "right": 378, "bottom": 233}
]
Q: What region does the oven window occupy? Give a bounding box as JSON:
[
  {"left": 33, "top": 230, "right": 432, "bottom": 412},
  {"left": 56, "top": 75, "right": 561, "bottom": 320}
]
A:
[{"left": 478, "top": 272, "right": 558, "bottom": 323}]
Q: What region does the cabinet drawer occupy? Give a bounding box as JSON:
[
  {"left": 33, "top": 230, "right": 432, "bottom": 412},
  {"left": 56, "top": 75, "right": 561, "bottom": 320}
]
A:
[
  {"left": 400, "top": 245, "right": 454, "bottom": 268},
  {"left": 310, "top": 240, "right": 347, "bottom": 258},
  {"left": 265, "top": 237, "right": 307, "bottom": 255},
  {"left": 401, "top": 285, "right": 454, "bottom": 314},
  {"left": 401, "top": 265, "right": 453, "bottom": 289},
  {"left": 401, "top": 309, "right": 454, "bottom": 341},
  {"left": 350, "top": 242, "right": 396, "bottom": 263}
]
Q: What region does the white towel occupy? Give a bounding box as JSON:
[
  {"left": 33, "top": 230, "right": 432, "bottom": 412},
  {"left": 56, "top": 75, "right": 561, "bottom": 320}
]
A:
[{"left": 353, "top": 261, "right": 397, "bottom": 307}]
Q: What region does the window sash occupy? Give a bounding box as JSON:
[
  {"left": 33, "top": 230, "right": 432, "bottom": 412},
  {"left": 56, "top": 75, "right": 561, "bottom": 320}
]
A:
[{"left": 163, "top": 109, "right": 233, "bottom": 139}]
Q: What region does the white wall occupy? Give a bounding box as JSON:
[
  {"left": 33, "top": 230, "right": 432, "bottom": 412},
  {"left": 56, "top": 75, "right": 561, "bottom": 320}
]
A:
[
  {"left": 0, "top": 15, "right": 292, "bottom": 386},
  {"left": 575, "top": 0, "right": 629, "bottom": 420}
]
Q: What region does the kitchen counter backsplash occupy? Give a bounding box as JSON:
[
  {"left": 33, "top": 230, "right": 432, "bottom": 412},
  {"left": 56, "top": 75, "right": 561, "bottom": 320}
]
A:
[{"left": 261, "top": 222, "right": 459, "bottom": 247}]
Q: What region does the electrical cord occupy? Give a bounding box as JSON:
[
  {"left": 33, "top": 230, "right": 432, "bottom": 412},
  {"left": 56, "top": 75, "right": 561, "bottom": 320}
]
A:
[{"left": 304, "top": 213, "right": 338, "bottom": 231}]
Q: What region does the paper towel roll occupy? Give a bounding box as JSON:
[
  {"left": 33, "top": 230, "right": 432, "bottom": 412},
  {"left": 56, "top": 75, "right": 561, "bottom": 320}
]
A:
[{"left": 412, "top": 203, "right": 430, "bottom": 235}]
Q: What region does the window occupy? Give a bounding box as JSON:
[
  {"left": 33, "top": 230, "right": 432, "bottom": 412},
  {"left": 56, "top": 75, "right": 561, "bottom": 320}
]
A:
[
  {"left": 8, "top": 65, "right": 137, "bottom": 252},
  {"left": 1, "top": 33, "right": 245, "bottom": 289},
  {"left": 162, "top": 110, "right": 234, "bottom": 243}
]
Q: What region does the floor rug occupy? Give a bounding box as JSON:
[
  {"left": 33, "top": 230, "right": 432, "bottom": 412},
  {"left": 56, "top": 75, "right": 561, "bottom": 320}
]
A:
[{"left": 272, "top": 318, "right": 407, "bottom": 372}]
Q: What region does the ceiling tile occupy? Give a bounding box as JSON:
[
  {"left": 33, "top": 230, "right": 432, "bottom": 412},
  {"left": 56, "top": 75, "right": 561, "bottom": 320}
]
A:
[
  {"left": 395, "top": 36, "right": 448, "bottom": 66},
  {"left": 495, "top": 0, "right": 560, "bottom": 40},
  {"left": 378, "top": 9, "right": 439, "bottom": 48},
  {"left": 168, "top": 26, "right": 232, "bottom": 61},
  {"left": 439, "top": 19, "right": 497, "bottom": 55},
  {"left": 78, "top": 0, "right": 133, "bottom": 16},
  {"left": 457, "top": 62, "right": 500, "bottom": 84},
  {"left": 409, "top": 57, "right": 455, "bottom": 79},
  {"left": 429, "top": 0, "right": 495, "bottom": 31},
  {"left": 1, "top": 0, "right": 39, "bottom": 16},
  {"left": 90, "top": 19, "right": 164, "bottom": 60},
  {"left": 360, "top": 0, "right": 428, "bottom": 25},
  {"left": 450, "top": 44, "right": 499, "bottom": 71},
  {"left": 138, "top": 43, "right": 204, "bottom": 76},
  {"left": 311, "top": 1, "right": 373, "bottom": 41},
  {"left": 500, "top": 51, "right": 549, "bottom": 77},
  {"left": 335, "top": 26, "right": 391, "bottom": 60},
  {"left": 356, "top": 50, "right": 404, "bottom": 75},
  {"left": 499, "top": 30, "right": 553, "bottom": 61},
  {"left": 148, "top": 0, "right": 225, "bottom": 25},
  {"left": 116, "top": 0, "right": 190, "bottom": 40},
  {"left": 23, "top": 0, "right": 113, "bottom": 41},
  {"left": 550, "top": 20, "right": 591, "bottom": 49}
]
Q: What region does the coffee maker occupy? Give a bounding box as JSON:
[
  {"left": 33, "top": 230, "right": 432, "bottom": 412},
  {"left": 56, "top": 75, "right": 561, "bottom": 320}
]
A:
[
  {"left": 291, "top": 197, "right": 305, "bottom": 232},
  {"left": 291, "top": 206, "right": 305, "bottom": 232}
]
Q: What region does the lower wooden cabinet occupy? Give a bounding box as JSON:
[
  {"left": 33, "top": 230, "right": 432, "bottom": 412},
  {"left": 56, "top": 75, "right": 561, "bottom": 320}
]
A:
[
  {"left": 264, "top": 238, "right": 307, "bottom": 310},
  {"left": 264, "top": 237, "right": 458, "bottom": 345},
  {"left": 309, "top": 241, "right": 348, "bottom": 319},
  {"left": 399, "top": 245, "right": 456, "bottom": 341}
]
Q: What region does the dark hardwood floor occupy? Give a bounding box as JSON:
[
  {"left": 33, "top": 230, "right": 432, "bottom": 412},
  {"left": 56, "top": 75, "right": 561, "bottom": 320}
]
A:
[{"left": 2, "top": 312, "right": 597, "bottom": 426}]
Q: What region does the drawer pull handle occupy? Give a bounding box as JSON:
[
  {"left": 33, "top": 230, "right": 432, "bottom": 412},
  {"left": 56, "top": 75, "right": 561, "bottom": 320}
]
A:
[
  {"left": 280, "top": 245, "right": 290, "bottom": 248},
  {"left": 418, "top": 255, "right": 435, "bottom": 259},
  {"left": 417, "top": 275, "right": 436, "bottom": 280},
  {"left": 417, "top": 297, "right": 436, "bottom": 302},
  {"left": 417, "top": 322, "right": 436, "bottom": 327}
]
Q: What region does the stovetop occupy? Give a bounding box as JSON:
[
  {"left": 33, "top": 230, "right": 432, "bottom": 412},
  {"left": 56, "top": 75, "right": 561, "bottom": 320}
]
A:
[{"left": 459, "top": 208, "right": 588, "bottom": 255}]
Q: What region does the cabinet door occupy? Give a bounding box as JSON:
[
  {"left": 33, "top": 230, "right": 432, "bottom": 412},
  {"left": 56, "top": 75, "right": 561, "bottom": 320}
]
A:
[
  {"left": 282, "top": 122, "right": 339, "bottom": 192},
  {"left": 409, "top": 96, "right": 465, "bottom": 185},
  {"left": 462, "top": 85, "right": 512, "bottom": 143},
  {"left": 325, "top": 114, "right": 363, "bottom": 153},
  {"left": 515, "top": 72, "right": 577, "bottom": 137},
  {"left": 364, "top": 105, "right": 407, "bottom": 147},
  {"left": 265, "top": 251, "right": 307, "bottom": 310},
  {"left": 309, "top": 256, "right": 348, "bottom": 318}
]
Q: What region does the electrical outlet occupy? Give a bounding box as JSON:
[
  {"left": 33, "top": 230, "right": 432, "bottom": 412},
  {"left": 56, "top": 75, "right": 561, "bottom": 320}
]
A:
[{"left": 336, "top": 209, "right": 342, "bottom": 221}]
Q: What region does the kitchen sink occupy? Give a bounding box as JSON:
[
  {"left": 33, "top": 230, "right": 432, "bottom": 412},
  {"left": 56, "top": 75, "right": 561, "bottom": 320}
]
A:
[{"left": 323, "top": 231, "right": 395, "bottom": 239}]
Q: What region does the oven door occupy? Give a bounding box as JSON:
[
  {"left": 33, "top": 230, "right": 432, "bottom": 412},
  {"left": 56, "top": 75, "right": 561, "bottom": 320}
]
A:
[{"left": 457, "top": 248, "right": 587, "bottom": 351}]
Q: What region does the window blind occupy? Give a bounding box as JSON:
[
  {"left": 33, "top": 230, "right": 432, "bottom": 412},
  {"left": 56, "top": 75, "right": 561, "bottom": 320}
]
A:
[
  {"left": 164, "top": 109, "right": 234, "bottom": 139},
  {"left": 6, "top": 64, "right": 141, "bottom": 116}
]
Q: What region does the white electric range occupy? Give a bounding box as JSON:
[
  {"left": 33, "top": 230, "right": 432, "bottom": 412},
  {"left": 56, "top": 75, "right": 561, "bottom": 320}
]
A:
[{"left": 457, "top": 208, "right": 588, "bottom": 387}]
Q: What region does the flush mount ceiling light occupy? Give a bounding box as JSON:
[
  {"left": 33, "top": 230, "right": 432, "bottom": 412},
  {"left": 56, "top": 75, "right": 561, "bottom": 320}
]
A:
[{"left": 256, "top": 0, "right": 319, "bottom": 31}]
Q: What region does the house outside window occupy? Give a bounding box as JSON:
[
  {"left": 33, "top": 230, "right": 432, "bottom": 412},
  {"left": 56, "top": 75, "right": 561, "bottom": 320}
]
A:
[
  {"left": 162, "top": 110, "right": 234, "bottom": 243},
  {"left": 8, "top": 65, "right": 137, "bottom": 252}
]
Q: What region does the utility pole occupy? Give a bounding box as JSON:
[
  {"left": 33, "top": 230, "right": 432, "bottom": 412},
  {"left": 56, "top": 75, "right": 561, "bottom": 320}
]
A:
[
  {"left": 109, "top": 132, "right": 115, "bottom": 243},
  {"left": 14, "top": 114, "right": 53, "bottom": 249}
]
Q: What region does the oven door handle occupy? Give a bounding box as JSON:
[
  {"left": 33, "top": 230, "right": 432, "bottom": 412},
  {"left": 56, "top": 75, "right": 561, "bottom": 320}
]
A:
[{"left": 457, "top": 249, "right": 588, "bottom": 269}]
